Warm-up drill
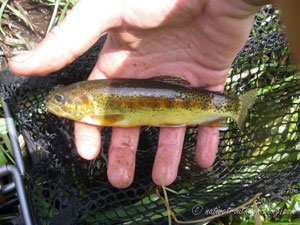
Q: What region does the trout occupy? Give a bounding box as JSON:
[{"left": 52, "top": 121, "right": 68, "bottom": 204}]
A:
[{"left": 46, "top": 76, "right": 257, "bottom": 129}]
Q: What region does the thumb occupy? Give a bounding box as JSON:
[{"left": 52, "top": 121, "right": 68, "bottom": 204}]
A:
[{"left": 9, "top": 0, "right": 122, "bottom": 76}]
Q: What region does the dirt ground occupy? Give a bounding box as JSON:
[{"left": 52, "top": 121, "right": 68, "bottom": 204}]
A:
[{"left": 0, "top": 0, "right": 56, "bottom": 70}]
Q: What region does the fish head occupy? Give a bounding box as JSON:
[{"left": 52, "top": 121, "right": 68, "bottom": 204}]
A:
[{"left": 46, "top": 86, "right": 94, "bottom": 121}]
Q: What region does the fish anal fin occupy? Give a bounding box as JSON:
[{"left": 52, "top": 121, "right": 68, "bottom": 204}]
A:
[
  {"left": 200, "top": 118, "right": 228, "bottom": 131},
  {"left": 150, "top": 76, "right": 190, "bottom": 86}
]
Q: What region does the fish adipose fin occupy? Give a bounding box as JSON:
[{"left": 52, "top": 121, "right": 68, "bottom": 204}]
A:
[
  {"left": 200, "top": 118, "right": 228, "bottom": 131},
  {"left": 236, "top": 89, "right": 257, "bottom": 130},
  {"left": 150, "top": 76, "right": 191, "bottom": 86}
]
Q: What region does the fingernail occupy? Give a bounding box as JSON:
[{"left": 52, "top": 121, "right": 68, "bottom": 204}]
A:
[{"left": 10, "top": 51, "right": 33, "bottom": 63}]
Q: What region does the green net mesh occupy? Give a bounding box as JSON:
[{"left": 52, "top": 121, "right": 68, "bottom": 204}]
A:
[{"left": 0, "top": 5, "right": 299, "bottom": 224}]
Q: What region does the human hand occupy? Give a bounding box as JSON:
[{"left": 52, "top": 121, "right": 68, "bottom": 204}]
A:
[{"left": 9, "top": 0, "right": 266, "bottom": 188}]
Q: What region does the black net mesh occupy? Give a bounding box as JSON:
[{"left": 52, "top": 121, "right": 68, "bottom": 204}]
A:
[{"left": 0, "top": 5, "right": 300, "bottom": 224}]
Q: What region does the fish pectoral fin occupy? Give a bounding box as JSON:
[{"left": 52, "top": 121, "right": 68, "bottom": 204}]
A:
[
  {"left": 81, "top": 114, "right": 124, "bottom": 126},
  {"left": 200, "top": 118, "right": 228, "bottom": 131},
  {"left": 150, "top": 76, "right": 191, "bottom": 87},
  {"left": 94, "top": 114, "right": 124, "bottom": 126}
]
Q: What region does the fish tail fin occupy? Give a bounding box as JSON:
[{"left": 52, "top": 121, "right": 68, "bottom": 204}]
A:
[{"left": 236, "top": 89, "right": 257, "bottom": 130}]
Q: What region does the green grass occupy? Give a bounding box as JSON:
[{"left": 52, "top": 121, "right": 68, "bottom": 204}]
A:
[
  {"left": 226, "top": 193, "right": 300, "bottom": 224},
  {"left": 0, "top": 0, "right": 78, "bottom": 53},
  {"left": 41, "top": 0, "right": 78, "bottom": 32},
  {"left": 0, "top": 0, "right": 9, "bottom": 36},
  {"left": 0, "top": 112, "right": 14, "bottom": 166}
]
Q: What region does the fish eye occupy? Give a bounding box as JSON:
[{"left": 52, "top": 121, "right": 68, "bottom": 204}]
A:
[{"left": 55, "top": 95, "right": 63, "bottom": 102}]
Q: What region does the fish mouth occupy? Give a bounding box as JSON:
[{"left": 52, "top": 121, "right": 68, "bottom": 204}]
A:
[{"left": 46, "top": 100, "right": 65, "bottom": 117}]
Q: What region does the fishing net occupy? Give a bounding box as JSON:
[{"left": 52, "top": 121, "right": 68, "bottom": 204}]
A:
[{"left": 0, "top": 4, "right": 300, "bottom": 224}]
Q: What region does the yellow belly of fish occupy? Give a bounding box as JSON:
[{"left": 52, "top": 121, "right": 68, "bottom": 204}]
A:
[{"left": 79, "top": 108, "right": 232, "bottom": 127}]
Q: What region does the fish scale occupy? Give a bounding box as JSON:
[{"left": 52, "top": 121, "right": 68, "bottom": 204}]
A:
[{"left": 46, "top": 76, "right": 257, "bottom": 129}]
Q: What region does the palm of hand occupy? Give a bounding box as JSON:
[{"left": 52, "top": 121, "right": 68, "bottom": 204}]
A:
[
  {"left": 96, "top": 0, "right": 256, "bottom": 86},
  {"left": 9, "top": 0, "right": 262, "bottom": 188}
]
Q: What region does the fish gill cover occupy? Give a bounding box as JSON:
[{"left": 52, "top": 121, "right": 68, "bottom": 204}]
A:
[{"left": 0, "top": 5, "right": 300, "bottom": 225}]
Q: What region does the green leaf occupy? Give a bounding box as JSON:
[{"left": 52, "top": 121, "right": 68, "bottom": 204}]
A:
[
  {"left": 280, "top": 193, "right": 300, "bottom": 222},
  {"left": 0, "top": 118, "right": 7, "bottom": 134},
  {"left": 58, "top": 0, "right": 70, "bottom": 23},
  {"left": 0, "top": 118, "right": 12, "bottom": 154},
  {"left": 0, "top": 146, "right": 7, "bottom": 165}
]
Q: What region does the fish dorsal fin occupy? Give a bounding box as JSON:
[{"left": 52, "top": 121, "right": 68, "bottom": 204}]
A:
[{"left": 150, "top": 76, "right": 191, "bottom": 86}]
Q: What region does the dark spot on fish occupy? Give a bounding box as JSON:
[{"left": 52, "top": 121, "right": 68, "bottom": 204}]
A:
[
  {"left": 182, "top": 99, "right": 192, "bottom": 108},
  {"left": 150, "top": 99, "right": 159, "bottom": 109},
  {"left": 200, "top": 100, "right": 210, "bottom": 110},
  {"left": 165, "top": 98, "right": 174, "bottom": 108},
  {"left": 138, "top": 97, "right": 146, "bottom": 108},
  {"left": 225, "top": 99, "right": 239, "bottom": 112}
]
